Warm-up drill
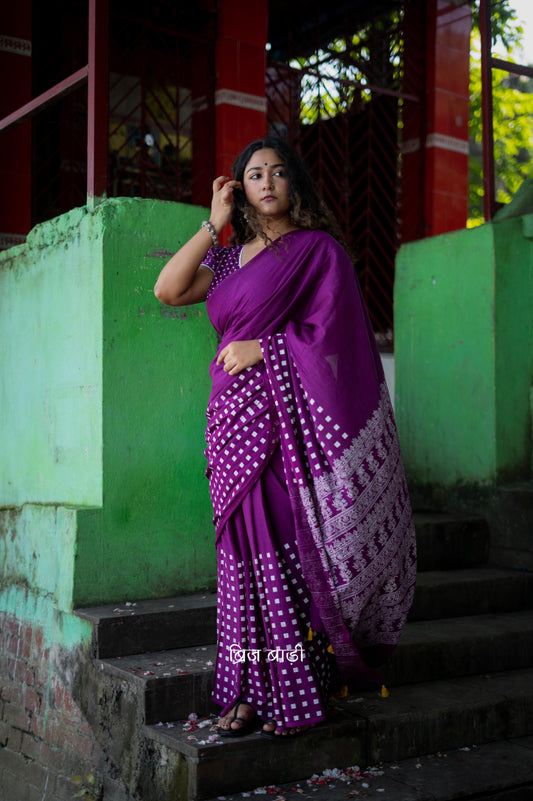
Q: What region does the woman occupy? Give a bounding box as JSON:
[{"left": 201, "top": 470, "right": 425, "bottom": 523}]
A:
[{"left": 154, "top": 137, "right": 417, "bottom": 738}]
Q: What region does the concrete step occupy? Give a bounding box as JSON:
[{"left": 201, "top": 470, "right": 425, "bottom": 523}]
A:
[
  {"left": 414, "top": 512, "right": 490, "bottom": 571},
  {"left": 141, "top": 668, "right": 533, "bottom": 800},
  {"left": 75, "top": 565, "right": 533, "bottom": 660},
  {"left": 74, "top": 512, "right": 492, "bottom": 659},
  {"left": 74, "top": 510, "right": 531, "bottom": 801},
  {"left": 76, "top": 591, "right": 217, "bottom": 659},
  {"left": 409, "top": 567, "right": 533, "bottom": 621},
  {"left": 385, "top": 609, "right": 533, "bottom": 686},
  {"left": 98, "top": 643, "right": 218, "bottom": 724},
  {"left": 96, "top": 609, "right": 533, "bottom": 724},
  {"left": 491, "top": 482, "right": 533, "bottom": 571},
  {"left": 201, "top": 736, "right": 533, "bottom": 801}
]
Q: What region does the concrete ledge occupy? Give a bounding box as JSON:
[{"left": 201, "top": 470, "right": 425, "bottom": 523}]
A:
[
  {"left": 143, "top": 668, "right": 533, "bottom": 800},
  {"left": 201, "top": 736, "right": 533, "bottom": 801}
]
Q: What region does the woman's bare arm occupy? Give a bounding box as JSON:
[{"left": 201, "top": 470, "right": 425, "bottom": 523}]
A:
[{"left": 154, "top": 176, "right": 241, "bottom": 306}]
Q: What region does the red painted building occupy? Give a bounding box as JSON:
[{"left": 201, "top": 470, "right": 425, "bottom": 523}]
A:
[{"left": 0, "top": 0, "right": 472, "bottom": 334}]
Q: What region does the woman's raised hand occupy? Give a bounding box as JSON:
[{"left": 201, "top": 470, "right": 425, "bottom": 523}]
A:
[{"left": 210, "top": 176, "right": 242, "bottom": 233}]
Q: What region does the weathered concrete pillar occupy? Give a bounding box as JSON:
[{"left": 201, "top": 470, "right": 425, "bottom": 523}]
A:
[
  {"left": 0, "top": 199, "right": 218, "bottom": 608},
  {"left": 395, "top": 184, "right": 533, "bottom": 505}
]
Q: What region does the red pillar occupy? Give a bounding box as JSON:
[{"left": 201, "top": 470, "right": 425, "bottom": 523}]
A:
[
  {"left": 0, "top": 3, "right": 32, "bottom": 248},
  {"left": 425, "top": 1, "right": 471, "bottom": 236},
  {"left": 402, "top": 0, "right": 471, "bottom": 241},
  {"left": 214, "top": 0, "right": 268, "bottom": 180}
]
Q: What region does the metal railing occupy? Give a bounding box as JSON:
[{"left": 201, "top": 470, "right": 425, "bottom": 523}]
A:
[
  {"left": 0, "top": 0, "right": 108, "bottom": 206},
  {"left": 479, "top": 0, "right": 533, "bottom": 220}
]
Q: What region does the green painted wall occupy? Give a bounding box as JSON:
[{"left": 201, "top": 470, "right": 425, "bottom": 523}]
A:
[
  {"left": 0, "top": 505, "right": 77, "bottom": 612},
  {"left": 493, "top": 214, "right": 533, "bottom": 476},
  {"left": 1, "top": 199, "right": 218, "bottom": 618},
  {"left": 395, "top": 208, "right": 533, "bottom": 498},
  {"left": 0, "top": 207, "right": 103, "bottom": 507},
  {"left": 74, "top": 199, "right": 218, "bottom": 604}
]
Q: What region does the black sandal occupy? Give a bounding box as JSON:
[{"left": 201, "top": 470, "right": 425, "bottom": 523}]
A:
[{"left": 218, "top": 702, "right": 257, "bottom": 738}]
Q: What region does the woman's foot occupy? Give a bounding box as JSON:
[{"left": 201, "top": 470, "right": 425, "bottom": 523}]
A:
[
  {"left": 262, "top": 720, "right": 311, "bottom": 737},
  {"left": 218, "top": 702, "right": 256, "bottom": 737}
]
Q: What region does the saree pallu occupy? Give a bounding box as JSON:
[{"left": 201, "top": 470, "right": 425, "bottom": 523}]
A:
[{"left": 205, "top": 229, "right": 416, "bottom": 704}]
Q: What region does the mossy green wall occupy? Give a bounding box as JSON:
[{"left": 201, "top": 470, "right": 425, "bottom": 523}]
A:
[
  {"left": 74, "top": 199, "right": 218, "bottom": 604},
  {"left": 395, "top": 211, "right": 533, "bottom": 499},
  {"left": 493, "top": 214, "right": 533, "bottom": 476},
  {"left": 1, "top": 199, "right": 218, "bottom": 621},
  {"left": 0, "top": 207, "right": 103, "bottom": 507}
]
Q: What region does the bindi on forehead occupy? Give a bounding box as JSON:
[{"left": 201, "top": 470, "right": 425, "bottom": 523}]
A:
[{"left": 245, "top": 160, "right": 285, "bottom": 174}]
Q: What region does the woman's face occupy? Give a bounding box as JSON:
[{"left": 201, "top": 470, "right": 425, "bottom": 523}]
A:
[{"left": 242, "top": 148, "right": 291, "bottom": 220}]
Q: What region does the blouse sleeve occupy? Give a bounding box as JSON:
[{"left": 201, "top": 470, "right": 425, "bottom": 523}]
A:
[{"left": 201, "top": 246, "right": 222, "bottom": 274}]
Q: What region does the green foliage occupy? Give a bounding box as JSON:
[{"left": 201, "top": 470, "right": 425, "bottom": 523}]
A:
[
  {"left": 71, "top": 773, "right": 101, "bottom": 801},
  {"left": 469, "top": 1, "right": 533, "bottom": 224},
  {"left": 284, "top": 1, "right": 533, "bottom": 225},
  {"left": 471, "top": 0, "right": 524, "bottom": 50},
  {"left": 290, "top": 12, "right": 402, "bottom": 125}
]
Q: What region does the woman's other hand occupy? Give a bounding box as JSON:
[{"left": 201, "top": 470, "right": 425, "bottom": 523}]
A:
[{"left": 216, "top": 340, "right": 263, "bottom": 375}]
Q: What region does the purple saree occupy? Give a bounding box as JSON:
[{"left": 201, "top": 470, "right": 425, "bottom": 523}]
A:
[{"left": 203, "top": 229, "right": 416, "bottom": 727}]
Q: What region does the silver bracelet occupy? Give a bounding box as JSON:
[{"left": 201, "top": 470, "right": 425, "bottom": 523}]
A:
[{"left": 201, "top": 220, "right": 219, "bottom": 248}]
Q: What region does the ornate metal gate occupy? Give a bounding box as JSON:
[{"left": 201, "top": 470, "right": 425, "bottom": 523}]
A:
[
  {"left": 31, "top": 1, "right": 216, "bottom": 226},
  {"left": 267, "top": 3, "right": 422, "bottom": 338},
  {"left": 106, "top": 7, "right": 216, "bottom": 208}
]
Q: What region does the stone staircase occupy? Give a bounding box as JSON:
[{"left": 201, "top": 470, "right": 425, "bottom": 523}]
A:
[{"left": 75, "top": 512, "right": 533, "bottom": 801}]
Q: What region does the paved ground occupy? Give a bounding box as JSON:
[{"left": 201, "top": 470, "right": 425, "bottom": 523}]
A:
[{"left": 209, "top": 737, "right": 533, "bottom": 801}]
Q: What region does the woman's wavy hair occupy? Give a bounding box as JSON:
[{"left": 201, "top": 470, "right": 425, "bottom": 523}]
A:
[{"left": 229, "top": 136, "right": 347, "bottom": 250}]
